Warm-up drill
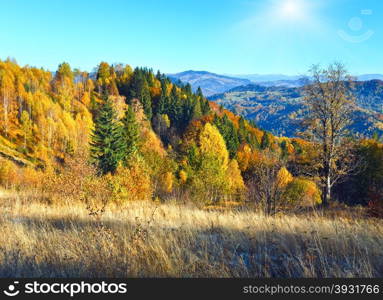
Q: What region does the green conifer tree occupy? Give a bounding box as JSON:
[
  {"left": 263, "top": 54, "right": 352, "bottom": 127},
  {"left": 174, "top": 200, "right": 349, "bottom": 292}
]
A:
[
  {"left": 121, "top": 105, "right": 140, "bottom": 163},
  {"left": 156, "top": 86, "right": 167, "bottom": 115},
  {"left": 261, "top": 131, "right": 271, "bottom": 150},
  {"left": 90, "top": 97, "right": 125, "bottom": 175},
  {"left": 238, "top": 117, "right": 247, "bottom": 143},
  {"left": 141, "top": 79, "right": 153, "bottom": 120}
]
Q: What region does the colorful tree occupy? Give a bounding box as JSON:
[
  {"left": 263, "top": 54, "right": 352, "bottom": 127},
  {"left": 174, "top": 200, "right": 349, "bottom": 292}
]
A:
[
  {"left": 226, "top": 159, "right": 246, "bottom": 199},
  {"left": 276, "top": 167, "right": 293, "bottom": 188},
  {"left": 283, "top": 177, "right": 322, "bottom": 206},
  {"left": 187, "top": 123, "right": 232, "bottom": 202},
  {"left": 20, "top": 110, "right": 32, "bottom": 149}
]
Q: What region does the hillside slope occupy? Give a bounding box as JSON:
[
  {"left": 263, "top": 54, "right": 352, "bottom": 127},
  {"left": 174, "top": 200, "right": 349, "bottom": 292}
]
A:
[{"left": 209, "top": 81, "right": 383, "bottom": 137}]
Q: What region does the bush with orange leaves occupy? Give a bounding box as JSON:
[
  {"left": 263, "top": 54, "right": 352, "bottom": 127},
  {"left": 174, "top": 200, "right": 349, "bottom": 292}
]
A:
[
  {"left": 158, "top": 171, "right": 173, "bottom": 195},
  {"left": 226, "top": 159, "right": 246, "bottom": 200},
  {"left": 0, "top": 158, "right": 44, "bottom": 191},
  {"left": 0, "top": 159, "right": 19, "bottom": 189},
  {"left": 277, "top": 166, "right": 293, "bottom": 188},
  {"left": 178, "top": 170, "right": 188, "bottom": 184},
  {"left": 18, "top": 166, "right": 44, "bottom": 190},
  {"left": 283, "top": 177, "right": 322, "bottom": 206},
  {"left": 107, "top": 159, "right": 152, "bottom": 204},
  {"left": 43, "top": 152, "right": 112, "bottom": 205}
]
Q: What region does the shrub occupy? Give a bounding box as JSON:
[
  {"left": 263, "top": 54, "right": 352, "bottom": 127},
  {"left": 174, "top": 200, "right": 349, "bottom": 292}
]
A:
[
  {"left": 283, "top": 177, "right": 321, "bottom": 206},
  {"left": 159, "top": 171, "right": 173, "bottom": 194},
  {"left": 19, "top": 167, "right": 44, "bottom": 190},
  {"left": 0, "top": 159, "right": 19, "bottom": 189},
  {"left": 108, "top": 160, "right": 152, "bottom": 203},
  {"left": 276, "top": 166, "right": 293, "bottom": 188},
  {"left": 178, "top": 170, "right": 187, "bottom": 184},
  {"left": 43, "top": 152, "right": 112, "bottom": 205},
  {"left": 367, "top": 191, "right": 383, "bottom": 218},
  {"left": 226, "top": 159, "right": 246, "bottom": 200}
]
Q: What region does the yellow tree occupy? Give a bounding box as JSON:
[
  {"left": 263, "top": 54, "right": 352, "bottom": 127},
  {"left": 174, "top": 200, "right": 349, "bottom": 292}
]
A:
[
  {"left": 226, "top": 159, "right": 246, "bottom": 199},
  {"left": 53, "top": 62, "right": 75, "bottom": 112},
  {"left": 191, "top": 123, "right": 231, "bottom": 203},
  {"left": 0, "top": 64, "right": 17, "bottom": 137},
  {"left": 20, "top": 110, "right": 32, "bottom": 149},
  {"left": 199, "top": 123, "right": 229, "bottom": 168},
  {"left": 276, "top": 166, "right": 293, "bottom": 188}
]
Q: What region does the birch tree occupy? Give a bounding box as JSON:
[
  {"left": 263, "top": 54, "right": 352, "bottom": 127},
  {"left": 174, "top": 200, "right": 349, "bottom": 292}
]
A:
[{"left": 302, "top": 62, "right": 357, "bottom": 206}]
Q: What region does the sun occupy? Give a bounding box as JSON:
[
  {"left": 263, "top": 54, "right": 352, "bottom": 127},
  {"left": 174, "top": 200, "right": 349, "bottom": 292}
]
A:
[
  {"left": 283, "top": 1, "right": 299, "bottom": 14},
  {"left": 279, "top": 0, "right": 304, "bottom": 20}
]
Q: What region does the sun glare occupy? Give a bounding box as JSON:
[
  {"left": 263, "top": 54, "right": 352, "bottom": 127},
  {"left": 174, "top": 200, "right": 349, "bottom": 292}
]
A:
[
  {"left": 283, "top": 1, "right": 298, "bottom": 14},
  {"left": 279, "top": 0, "right": 304, "bottom": 20}
]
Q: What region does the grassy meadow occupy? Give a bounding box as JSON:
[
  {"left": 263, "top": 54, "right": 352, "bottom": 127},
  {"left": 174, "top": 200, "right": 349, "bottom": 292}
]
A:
[{"left": 0, "top": 190, "right": 382, "bottom": 278}]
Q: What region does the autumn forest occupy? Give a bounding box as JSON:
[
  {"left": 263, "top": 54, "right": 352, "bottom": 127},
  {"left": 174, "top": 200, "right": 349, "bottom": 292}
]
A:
[{"left": 0, "top": 57, "right": 382, "bottom": 278}]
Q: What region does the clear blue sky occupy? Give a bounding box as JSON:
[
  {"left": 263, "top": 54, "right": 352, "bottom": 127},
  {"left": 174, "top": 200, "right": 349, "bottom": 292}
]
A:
[{"left": 0, "top": 0, "right": 382, "bottom": 75}]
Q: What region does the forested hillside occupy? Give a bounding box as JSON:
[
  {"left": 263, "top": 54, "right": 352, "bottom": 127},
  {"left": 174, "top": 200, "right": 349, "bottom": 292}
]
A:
[
  {"left": 1, "top": 59, "right": 383, "bottom": 279},
  {"left": 209, "top": 81, "right": 383, "bottom": 137},
  {"left": 0, "top": 58, "right": 382, "bottom": 209},
  {"left": 0, "top": 58, "right": 279, "bottom": 204}
]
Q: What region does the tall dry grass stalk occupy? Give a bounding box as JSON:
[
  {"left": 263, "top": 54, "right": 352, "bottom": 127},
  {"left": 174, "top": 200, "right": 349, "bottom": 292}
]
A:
[{"left": 0, "top": 192, "right": 382, "bottom": 278}]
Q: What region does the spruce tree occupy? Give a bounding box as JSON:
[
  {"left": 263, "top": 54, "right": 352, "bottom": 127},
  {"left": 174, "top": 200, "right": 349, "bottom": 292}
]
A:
[
  {"left": 156, "top": 86, "right": 167, "bottom": 115},
  {"left": 196, "top": 87, "right": 203, "bottom": 99},
  {"left": 261, "top": 131, "right": 271, "bottom": 150},
  {"left": 127, "top": 69, "right": 153, "bottom": 120},
  {"left": 121, "top": 105, "right": 140, "bottom": 163},
  {"left": 280, "top": 140, "right": 289, "bottom": 160},
  {"left": 90, "top": 97, "right": 125, "bottom": 175},
  {"left": 169, "top": 85, "right": 182, "bottom": 128},
  {"left": 156, "top": 70, "right": 162, "bottom": 81},
  {"left": 213, "top": 115, "right": 239, "bottom": 158},
  {"left": 201, "top": 98, "right": 211, "bottom": 115},
  {"left": 141, "top": 79, "right": 153, "bottom": 120},
  {"left": 184, "top": 83, "right": 192, "bottom": 95},
  {"left": 128, "top": 68, "right": 141, "bottom": 100},
  {"left": 238, "top": 117, "right": 247, "bottom": 144},
  {"left": 191, "top": 97, "right": 202, "bottom": 120},
  {"left": 195, "top": 87, "right": 210, "bottom": 115},
  {"left": 249, "top": 134, "right": 260, "bottom": 150}
]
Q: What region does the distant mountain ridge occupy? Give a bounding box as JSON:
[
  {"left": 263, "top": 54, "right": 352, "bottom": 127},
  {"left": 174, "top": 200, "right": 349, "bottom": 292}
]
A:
[
  {"left": 208, "top": 80, "right": 383, "bottom": 138},
  {"left": 167, "top": 70, "right": 251, "bottom": 96},
  {"left": 169, "top": 70, "right": 383, "bottom": 97},
  {"left": 227, "top": 74, "right": 302, "bottom": 82},
  {"left": 356, "top": 74, "right": 383, "bottom": 81}
]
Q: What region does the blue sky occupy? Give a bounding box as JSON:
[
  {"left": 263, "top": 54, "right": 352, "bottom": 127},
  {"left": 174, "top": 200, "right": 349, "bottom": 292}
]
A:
[{"left": 0, "top": 0, "right": 382, "bottom": 75}]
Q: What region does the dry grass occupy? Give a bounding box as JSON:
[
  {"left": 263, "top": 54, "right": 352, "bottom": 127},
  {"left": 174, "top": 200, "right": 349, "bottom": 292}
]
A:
[{"left": 0, "top": 192, "right": 382, "bottom": 278}]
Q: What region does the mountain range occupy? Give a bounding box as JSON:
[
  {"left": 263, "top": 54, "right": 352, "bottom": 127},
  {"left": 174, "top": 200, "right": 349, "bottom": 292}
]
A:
[
  {"left": 167, "top": 71, "right": 251, "bottom": 96},
  {"left": 168, "top": 70, "right": 383, "bottom": 137},
  {"left": 169, "top": 70, "right": 383, "bottom": 97},
  {"left": 208, "top": 81, "right": 383, "bottom": 137}
]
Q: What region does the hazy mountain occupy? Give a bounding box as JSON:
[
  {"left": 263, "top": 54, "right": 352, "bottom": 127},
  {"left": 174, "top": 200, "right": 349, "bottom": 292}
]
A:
[
  {"left": 224, "top": 74, "right": 307, "bottom": 88},
  {"left": 231, "top": 73, "right": 383, "bottom": 82},
  {"left": 255, "top": 79, "right": 308, "bottom": 88},
  {"left": 171, "top": 70, "right": 383, "bottom": 97},
  {"left": 228, "top": 74, "right": 302, "bottom": 82},
  {"left": 208, "top": 80, "right": 383, "bottom": 137},
  {"left": 357, "top": 74, "right": 383, "bottom": 81},
  {"left": 167, "top": 70, "right": 251, "bottom": 96}
]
